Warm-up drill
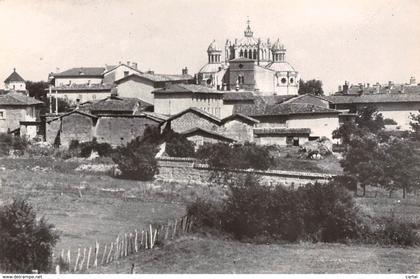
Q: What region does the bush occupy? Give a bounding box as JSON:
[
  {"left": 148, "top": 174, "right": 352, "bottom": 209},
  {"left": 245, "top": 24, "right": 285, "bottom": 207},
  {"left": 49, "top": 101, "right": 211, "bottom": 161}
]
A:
[
  {"left": 0, "top": 133, "right": 29, "bottom": 156},
  {"left": 187, "top": 198, "right": 223, "bottom": 231},
  {"left": 163, "top": 130, "right": 195, "bottom": 157},
  {"left": 79, "top": 139, "right": 113, "bottom": 158},
  {"left": 196, "top": 142, "right": 274, "bottom": 170},
  {"left": 384, "top": 118, "right": 398, "bottom": 125},
  {"left": 371, "top": 218, "right": 419, "bottom": 246},
  {"left": 112, "top": 138, "right": 158, "bottom": 181},
  {"left": 0, "top": 199, "right": 59, "bottom": 273},
  {"left": 188, "top": 176, "right": 367, "bottom": 243}
]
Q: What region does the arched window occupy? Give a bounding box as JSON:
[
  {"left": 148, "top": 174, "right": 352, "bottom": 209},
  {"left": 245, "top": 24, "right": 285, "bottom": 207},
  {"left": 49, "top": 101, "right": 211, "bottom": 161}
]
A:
[
  {"left": 253, "top": 49, "right": 257, "bottom": 59},
  {"left": 240, "top": 49, "right": 243, "bottom": 57},
  {"left": 244, "top": 50, "right": 248, "bottom": 58}
]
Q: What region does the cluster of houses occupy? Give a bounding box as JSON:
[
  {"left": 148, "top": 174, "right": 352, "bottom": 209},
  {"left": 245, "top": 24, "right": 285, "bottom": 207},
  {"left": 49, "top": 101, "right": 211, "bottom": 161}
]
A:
[{"left": 1, "top": 21, "right": 420, "bottom": 149}]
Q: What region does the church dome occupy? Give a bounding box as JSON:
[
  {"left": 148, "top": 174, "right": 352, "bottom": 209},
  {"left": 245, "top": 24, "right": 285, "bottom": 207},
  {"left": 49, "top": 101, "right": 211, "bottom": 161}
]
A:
[
  {"left": 199, "top": 63, "right": 224, "bottom": 74},
  {"left": 271, "top": 39, "right": 285, "bottom": 52},
  {"left": 266, "top": 61, "right": 296, "bottom": 72},
  {"left": 207, "top": 40, "right": 221, "bottom": 52}
]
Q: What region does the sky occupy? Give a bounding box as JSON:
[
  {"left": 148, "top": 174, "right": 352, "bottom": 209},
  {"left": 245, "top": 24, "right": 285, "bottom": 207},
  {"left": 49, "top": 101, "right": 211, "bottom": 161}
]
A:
[{"left": 0, "top": 0, "right": 419, "bottom": 94}]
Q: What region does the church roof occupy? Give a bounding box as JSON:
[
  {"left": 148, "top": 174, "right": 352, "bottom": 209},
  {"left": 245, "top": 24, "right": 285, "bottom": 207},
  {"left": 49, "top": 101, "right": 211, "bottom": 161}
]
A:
[
  {"left": 53, "top": 67, "right": 105, "bottom": 77},
  {"left": 4, "top": 69, "right": 25, "bottom": 83},
  {"left": 265, "top": 61, "right": 296, "bottom": 72},
  {"left": 0, "top": 93, "right": 43, "bottom": 106}
]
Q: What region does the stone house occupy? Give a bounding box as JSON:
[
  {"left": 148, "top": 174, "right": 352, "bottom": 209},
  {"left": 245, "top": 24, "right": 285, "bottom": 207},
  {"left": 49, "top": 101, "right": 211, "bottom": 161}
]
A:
[
  {"left": 180, "top": 127, "right": 235, "bottom": 149},
  {"left": 115, "top": 71, "right": 193, "bottom": 104},
  {"left": 0, "top": 92, "right": 43, "bottom": 138},
  {"left": 219, "top": 113, "right": 259, "bottom": 142},
  {"left": 166, "top": 107, "right": 221, "bottom": 134},
  {"left": 152, "top": 84, "right": 224, "bottom": 117}
]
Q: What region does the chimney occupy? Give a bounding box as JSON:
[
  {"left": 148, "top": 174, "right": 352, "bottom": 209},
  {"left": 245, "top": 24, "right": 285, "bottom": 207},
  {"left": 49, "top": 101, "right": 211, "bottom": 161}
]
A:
[
  {"left": 400, "top": 85, "right": 405, "bottom": 93},
  {"left": 388, "top": 81, "right": 393, "bottom": 89},
  {"left": 182, "top": 67, "right": 188, "bottom": 75},
  {"left": 119, "top": 61, "right": 122, "bottom": 65},
  {"left": 75, "top": 99, "right": 80, "bottom": 110},
  {"left": 127, "top": 61, "right": 130, "bottom": 66},
  {"left": 410, "top": 76, "right": 416, "bottom": 85},
  {"left": 132, "top": 62, "right": 138, "bottom": 70},
  {"left": 367, "top": 83, "right": 370, "bottom": 88},
  {"left": 338, "top": 85, "right": 342, "bottom": 92},
  {"left": 147, "top": 70, "right": 154, "bottom": 74},
  {"left": 343, "top": 81, "right": 349, "bottom": 94}
]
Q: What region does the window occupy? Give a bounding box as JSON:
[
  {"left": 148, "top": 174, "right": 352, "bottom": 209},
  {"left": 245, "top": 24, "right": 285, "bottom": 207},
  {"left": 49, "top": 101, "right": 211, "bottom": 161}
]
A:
[
  {"left": 0, "top": 111, "right": 5, "bottom": 119},
  {"left": 281, "top": 78, "right": 287, "bottom": 84},
  {"left": 290, "top": 78, "right": 294, "bottom": 84},
  {"left": 238, "top": 64, "right": 244, "bottom": 69},
  {"left": 124, "top": 71, "right": 129, "bottom": 77}
]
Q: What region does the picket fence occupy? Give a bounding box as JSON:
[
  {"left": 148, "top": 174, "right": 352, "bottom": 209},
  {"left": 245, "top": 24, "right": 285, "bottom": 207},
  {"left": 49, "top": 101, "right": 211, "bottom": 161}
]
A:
[{"left": 53, "top": 215, "right": 193, "bottom": 274}]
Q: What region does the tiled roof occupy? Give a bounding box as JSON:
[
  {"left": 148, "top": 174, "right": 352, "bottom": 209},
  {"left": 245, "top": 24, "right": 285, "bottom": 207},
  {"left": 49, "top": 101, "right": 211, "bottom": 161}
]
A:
[
  {"left": 90, "top": 96, "right": 148, "bottom": 112},
  {"left": 223, "top": 91, "right": 255, "bottom": 101},
  {"left": 221, "top": 113, "right": 259, "bottom": 124},
  {"left": 141, "top": 111, "right": 170, "bottom": 121},
  {"left": 232, "top": 95, "right": 296, "bottom": 115},
  {"left": 0, "top": 93, "right": 43, "bottom": 106},
  {"left": 337, "top": 84, "right": 420, "bottom": 95},
  {"left": 4, "top": 70, "right": 25, "bottom": 83},
  {"left": 53, "top": 67, "right": 105, "bottom": 77},
  {"left": 327, "top": 93, "right": 420, "bottom": 104},
  {"left": 254, "top": 128, "right": 311, "bottom": 136},
  {"left": 181, "top": 127, "right": 235, "bottom": 142},
  {"left": 152, "top": 83, "right": 223, "bottom": 94},
  {"left": 116, "top": 73, "right": 193, "bottom": 84},
  {"left": 260, "top": 103, "right": 339, "bottom": 116},
  {"left": 229, "top": 57, "right": 255, "bottom": 62},
  {"left": 46, "top": 110, "right": 98, "bottom": 123},
  {"left": 167, "top": 107, "right": 221, "bottom": 123}
]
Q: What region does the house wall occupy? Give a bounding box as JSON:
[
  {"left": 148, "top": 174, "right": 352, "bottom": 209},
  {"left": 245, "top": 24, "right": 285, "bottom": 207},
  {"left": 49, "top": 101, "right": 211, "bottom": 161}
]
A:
[
  {"left": 229, "top": 61, "right": 256, "bottom": 91},
  {"left": 254, "top": 115, "right": 288, "bottom": 128},
  {"left": 272, "top": 71, "right": 299, "bottom": 95},
  {"left": 186, "top": 134, "right": 228, "bottom": 149},
  {"left": 170, "top": 111, "right": 220, "bottom": 134},
  {"left": 103, "top": 65, "right": 140, "bottom": 84},
  {"left": 286, "top": 114, "right": 339, "bottom": 140},
  {"left": 154, "top": 93, "right": 223, "bottom": 117},
  {"left": 48, "top": 91, "right": 111, "bottom": 103},
  {"left": 60, "top": 114, "right": 95, "bottom": 147},
  {"left": 0, "top": 106, "right": 37, "bottom": 133},
  {"left": 363, "top": 103, "right": 420, "bottom": 130},
  {"left": 54, "top": 77, "right": 103, "bottom": 86},
  {"left": 254, "top": 66, "right": 275, "bottom": 93},
  {"left": 95, "top": 116, "right": 160, "bottom": 146},
  {"left": 255, "top": 134, "right": 308, "bottom": 146},
  {"left": 116, "top": 79, "right": 155, "bottom": 104},
  {"left": 220, "top": 119, "right": 254, "bottom": 142},
  {"left": 45, "top": 118, "right": 61, "bottom": 145},
  {"left": 5, "top": 81, "right": 26, "bottom": 91}
]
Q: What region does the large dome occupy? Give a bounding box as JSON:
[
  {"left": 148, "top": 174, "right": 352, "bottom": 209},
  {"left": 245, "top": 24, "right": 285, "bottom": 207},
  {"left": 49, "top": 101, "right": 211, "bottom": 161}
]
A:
[
  {"left": 236, "top": 36, "right": 259, "bottom": 47},
  {"left": 207, "top": 40, "right": 221, "bottom": 52},
  {"left": 266, "top": 61, "right": 296, "bottom": 72}
]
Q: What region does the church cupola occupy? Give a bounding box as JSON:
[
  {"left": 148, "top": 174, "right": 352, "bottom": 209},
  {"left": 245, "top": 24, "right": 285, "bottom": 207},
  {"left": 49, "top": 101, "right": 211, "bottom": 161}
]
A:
[
  {"left": 207, "top": 40, "right": 222, "bottom": 64},
  {"left": 244, "top": 19, "right": 253, "bottom": 37},
  {"left": 271, "top": 39, "right": 286, "bottom": 62}
]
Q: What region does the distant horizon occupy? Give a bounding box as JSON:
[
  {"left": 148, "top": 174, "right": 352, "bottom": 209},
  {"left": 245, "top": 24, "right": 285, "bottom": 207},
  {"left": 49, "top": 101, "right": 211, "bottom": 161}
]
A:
[{"left": 1, "top": 0, "right": 419, "bottom": 94}]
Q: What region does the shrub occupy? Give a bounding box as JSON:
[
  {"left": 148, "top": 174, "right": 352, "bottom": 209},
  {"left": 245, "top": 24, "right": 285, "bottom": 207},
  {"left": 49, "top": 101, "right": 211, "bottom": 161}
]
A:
[
  {"left": 371, "top": 218, "right": 419, "bottom": 246},
  {"left": 0, "top": 199, "right": 59, "bottom": 273},
  {"left": 196, "top": 142, "right": 274, "bottom": 170},
  {"left": 189, "top": 176, "right": 367, "bottom": 243},
  {"left": 163, "top": 130, "right": 195, "bottom": 157},
  {"left": 112, "top": 138, "right": 158, "bottom": 181},
  {"left": 384, "top": 118, "right": 398, "bottom": 125},
  {"left": 79, "top": 139, "right": 113, "bottom": 158},
  {"left": 187, "top": 198, "right": 223, "bottom": 231},
  {"left": 0, "top": 133, "right": 29, "bottom": 156}
]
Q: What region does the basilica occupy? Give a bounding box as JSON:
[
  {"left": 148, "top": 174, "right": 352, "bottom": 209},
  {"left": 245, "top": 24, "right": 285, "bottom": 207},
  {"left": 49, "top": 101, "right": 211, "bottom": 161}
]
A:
[{"left": 198, "top": 20, "right": 299, "bottom": 95}]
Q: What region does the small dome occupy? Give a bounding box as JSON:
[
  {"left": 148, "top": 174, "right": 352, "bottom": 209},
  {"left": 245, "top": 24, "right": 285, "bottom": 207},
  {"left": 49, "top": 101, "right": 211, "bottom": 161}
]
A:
[
  {"left": 266, "top": 61, "right": 296, "bottom": 72},
  {"left": 271, "top": 39, "right": 285, "bottom": 52},
  {"left": 207, "top": 40, "right": 221, "bottom": 52},
  {"left": 199, "top": 63, "right": 224, "bottom": 74}
]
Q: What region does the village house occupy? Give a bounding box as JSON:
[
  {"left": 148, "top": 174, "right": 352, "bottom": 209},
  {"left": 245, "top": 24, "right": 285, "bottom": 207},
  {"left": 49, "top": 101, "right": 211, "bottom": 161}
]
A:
[
  {"left": 329, "top": 78, "right": 420, "bottom": 130},
  {"left": 152, "top": 83, "right": 224, "bottom": 117},
  {"left": 4, "top": 68, "right": 27, "bottom": 93},
  {"left": 114, "top": 69, "right": 192, "bottom": 104},
  {"left": 0, "top": 92, "right": 44, "bottom": 138}
]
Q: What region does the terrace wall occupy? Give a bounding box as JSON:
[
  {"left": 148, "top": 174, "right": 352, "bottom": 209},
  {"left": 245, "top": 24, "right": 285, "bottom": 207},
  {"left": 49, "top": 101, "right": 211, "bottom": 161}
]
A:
[{"left": 156, "top": 156, "right": 335, "bottom": 187}]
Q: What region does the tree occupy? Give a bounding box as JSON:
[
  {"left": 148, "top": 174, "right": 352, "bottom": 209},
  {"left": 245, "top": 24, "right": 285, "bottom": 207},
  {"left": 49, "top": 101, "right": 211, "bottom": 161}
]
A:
[
  {"left": 355, "top": 105, "right": 385, "bottom": 134},
  {"left": 43, "top": 97, "right": 71, "bottom": 114},
  {"left": 409, "top": 111, "right": 420, "bottom": 141},
  {"left": 0, "top": 199, "right": 59, "bottom": 273},
  {"left": 298, "top": 79, "right": 324, "bottom": 96},
  {"left": 26, "top": 81, "right": 49, "bottom": 99}
]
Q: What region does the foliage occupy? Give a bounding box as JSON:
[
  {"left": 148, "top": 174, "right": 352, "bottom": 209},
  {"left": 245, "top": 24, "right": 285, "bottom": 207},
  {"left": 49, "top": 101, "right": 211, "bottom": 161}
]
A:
[
  {"left": 0, "top": 133, "right": 29, "bottom": 156},
  {"left": 383, "top": 118, "right": 398, "bottom": 125},
  {"left": 112, "top": 137, "right": 158, "bottom": 181},
  {"left": 0, "top": 199, "right": 59, "bottom": 273},
  {"left": 298, "top": 79, "right": 324, "bottom": 96},
  {"left": 355, "top": 105, "right": 385, "bottom": 134},
  {"left": 43, "top": 97, "right": 71, "bottom": 114},
  {"left": 26, "top": 80, "right": 49, "bottom": 99},
  {"left": 79, "top": 138, "right": 113, "bottom": 158},
  {"left": 370, "top": 218, "right": 419, "bottom": 246},
  {"left": 189, "top": 176, "right": 367, "bottom": 243},
  {"left": 409, "top": 111, "right": 420, "bottom": 141},
  {"left": 196, "top": 142, "right": 274, "bottom": 170}
]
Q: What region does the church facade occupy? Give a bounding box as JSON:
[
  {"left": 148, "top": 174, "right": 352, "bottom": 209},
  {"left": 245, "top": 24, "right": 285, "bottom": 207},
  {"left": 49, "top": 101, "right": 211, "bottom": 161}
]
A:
[{"left": 198, "top": 20, "right": 299, "bottom": 95}]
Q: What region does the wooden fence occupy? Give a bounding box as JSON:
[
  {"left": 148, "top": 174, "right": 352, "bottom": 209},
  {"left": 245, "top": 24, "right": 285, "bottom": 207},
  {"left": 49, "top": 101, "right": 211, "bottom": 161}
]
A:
[{"left": 54, "top": 215, "right": 193, "bottom": 274}]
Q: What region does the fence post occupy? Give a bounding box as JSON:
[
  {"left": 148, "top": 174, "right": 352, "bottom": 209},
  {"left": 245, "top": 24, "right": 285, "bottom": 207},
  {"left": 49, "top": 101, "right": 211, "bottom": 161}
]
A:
[
  {"left": 149, "top": 225, "right": 153, "bottom": 249},
  {"left": 86, "top": 246, "right": 92, "bottom": 270},
  {"left": 141, "top": 230, "right": 145, "bottom": 249},
  {"left": 124, "top": 233, "right": 128, "bottom": 257},
  {"left": 130, "top": 263, "right": 135, "bottom": 274},
  {"left": 145, "top": 229, "right": 148, "bottom": 249},
  {"left": 134, "top": 229, "right": 138, "bottom": 253},
  {"left": 101, "top": 244, "right": 107, "bottom": 266},
  {"left": 67, "top": 249, "right": 71, "bottom": 268},
  {"left": 115, "top": 235, "right": 120, "bottom": 260},
  {"left": 106, "top": 242, "right": 114, "bottom": 264},
  {"left": 79, "top": 247, "right": 86, "bottom": 271},
  {"left": 74, "top": 248, "right": 80, "bottom": 272},
  {"left": 164, "top": 222, "right": 170, "bottom": 240},
  {"left": 172, "top": 219, "right": 178, "bottom": 239},
  {"left": 94, "top": 241, "right": 99, "bottom": 268},
  {"left": 55, "top": 265, "right": 60, "bottom": 274}
]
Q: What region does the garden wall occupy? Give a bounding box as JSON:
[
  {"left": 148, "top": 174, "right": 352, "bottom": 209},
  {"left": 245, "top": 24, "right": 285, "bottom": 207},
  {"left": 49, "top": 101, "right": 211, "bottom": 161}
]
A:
[{"left": 156, "top": 156, "right": 335, "bottom": 187}]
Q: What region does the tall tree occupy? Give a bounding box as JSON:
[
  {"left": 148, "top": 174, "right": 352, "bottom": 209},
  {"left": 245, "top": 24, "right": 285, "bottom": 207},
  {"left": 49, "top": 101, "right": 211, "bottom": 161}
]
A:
[
  {"left": 26, "top": 81, "right": 49, "bottom": 99},
  {"left": 298, "top": 79, "right": 324, "bottom": 96}
]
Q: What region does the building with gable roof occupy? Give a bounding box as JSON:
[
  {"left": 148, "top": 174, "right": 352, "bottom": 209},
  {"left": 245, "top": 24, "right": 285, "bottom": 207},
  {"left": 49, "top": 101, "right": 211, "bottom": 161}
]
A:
[
  {"left": 4, "top": 68, "right": 27, "bottom": 92},
  {"left": 197, "top": 20, "right": 299, "bottom": 95}
]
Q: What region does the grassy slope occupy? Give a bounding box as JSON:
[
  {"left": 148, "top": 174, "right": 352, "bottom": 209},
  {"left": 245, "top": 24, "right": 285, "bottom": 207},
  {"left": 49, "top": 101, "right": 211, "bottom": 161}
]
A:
[{"left": 91, "top": 236, "right": 420, "bottom": 274}]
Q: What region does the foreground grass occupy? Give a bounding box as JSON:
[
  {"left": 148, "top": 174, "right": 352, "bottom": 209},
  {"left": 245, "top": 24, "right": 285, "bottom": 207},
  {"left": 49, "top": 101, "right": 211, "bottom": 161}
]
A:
[{"left": 90, "top": 235, "right": 420, "bottom": 273}]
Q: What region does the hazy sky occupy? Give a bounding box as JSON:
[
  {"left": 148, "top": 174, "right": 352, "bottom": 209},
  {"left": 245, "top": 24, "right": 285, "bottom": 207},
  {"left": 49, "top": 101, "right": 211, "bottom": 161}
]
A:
[{"left": 0, "top": 0, "right": 419, "bottom": 94}]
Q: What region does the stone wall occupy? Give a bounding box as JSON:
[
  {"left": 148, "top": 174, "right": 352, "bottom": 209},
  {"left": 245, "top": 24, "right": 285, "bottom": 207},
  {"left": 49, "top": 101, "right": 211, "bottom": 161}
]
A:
[
  {"left": 95, "top": 116, "right": 160, "bottom": 146},
  {"left": 156, "top": 156, "right": 335, "bottom": 187},
  {"left": 220, "top": 119, "right": 254, "bottom": 142},
  {"left": 61, "top": 113, "right": 95, "bottom": 146},
  {"left": 170, "top": 111, "right": 219, "bottom": 133}
]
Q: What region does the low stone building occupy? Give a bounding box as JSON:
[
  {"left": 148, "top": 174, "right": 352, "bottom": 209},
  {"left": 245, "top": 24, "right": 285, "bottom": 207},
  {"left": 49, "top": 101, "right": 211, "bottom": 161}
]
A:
[
  {"left": 180, "top": 127, "right": 235, "bottom": 149},
  {"left": 166, "top": 107, "right": 221, "bottom": 134},
  {"left": 219, "top": 113, "right": 259, "bottom": 142},
  {"left": 0, "top": 92, "right": 43, "bottom": 138}
]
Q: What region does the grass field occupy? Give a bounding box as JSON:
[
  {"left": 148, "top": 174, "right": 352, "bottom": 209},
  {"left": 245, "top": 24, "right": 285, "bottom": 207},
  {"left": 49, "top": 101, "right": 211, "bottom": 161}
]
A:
[
  {"left": 1, "top": 156, "right": 420, "bottom": 273},
  {"left": 90, "top": 235, "right": 420, "bottom": 273}
]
